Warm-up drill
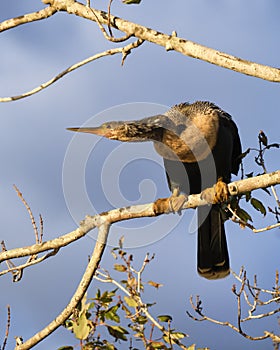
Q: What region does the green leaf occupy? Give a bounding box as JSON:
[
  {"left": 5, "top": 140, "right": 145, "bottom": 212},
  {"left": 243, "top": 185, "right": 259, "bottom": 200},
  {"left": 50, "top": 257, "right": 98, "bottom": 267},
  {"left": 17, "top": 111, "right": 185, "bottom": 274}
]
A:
[
  {"left": 250, "top": 198, "right": 266, "bottom": 216},
  {"left": 122, "top": 0, "right": 141, "bottom": 4},
  {"left": 105, "top": 305, "right": 120, "bottom": 323},
  {"left": 124, "top": 296, "right": 138, "bottom": 307},
  {"left": 245, "top": 191, "right": 251, "bottom": 202},
  {"left": 88, "top": 302, "right": 95, "bottom": 310},
  {"left": 170, "top": 331, "right": 186, "bottom": 340},
  {"left": 98, "top": 290, "right": 115, "bottom": 305},
  {"left": 157, "top": 315, "right": 172, "bottom": 322},
  {"left": 135, "top": 315, "right": 148, "bottom": 324},
  {"left": 114, "top": 264, "right": 127, "bottom": 272},
  {"left": 146, "top": 302, "right": 156, "bottom": 308},
  {"left": 107, "top": 325, "right": 129, "bottom": 341},
  {"left": 72, "top": 311, "right": 91, "bottom": 340},
  {"left": 163, "top": 331, "right": 186, "bottom": 344},
  {"left": 236, "top": 207, "right": 252, "bottom": 223}
]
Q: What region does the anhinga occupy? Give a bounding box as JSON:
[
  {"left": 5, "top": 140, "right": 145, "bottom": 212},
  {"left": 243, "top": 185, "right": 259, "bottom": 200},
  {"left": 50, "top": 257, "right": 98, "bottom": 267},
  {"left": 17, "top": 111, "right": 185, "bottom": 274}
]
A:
[{"left": 68, "top": 101, "right": 242, "bottom": 279}]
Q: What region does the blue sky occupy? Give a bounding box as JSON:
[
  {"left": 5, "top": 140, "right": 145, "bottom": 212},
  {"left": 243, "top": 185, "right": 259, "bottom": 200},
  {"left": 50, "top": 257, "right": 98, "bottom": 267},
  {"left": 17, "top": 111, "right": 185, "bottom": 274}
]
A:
[{"left": 0, "top": 1, "right": 280, "bottom": 349}]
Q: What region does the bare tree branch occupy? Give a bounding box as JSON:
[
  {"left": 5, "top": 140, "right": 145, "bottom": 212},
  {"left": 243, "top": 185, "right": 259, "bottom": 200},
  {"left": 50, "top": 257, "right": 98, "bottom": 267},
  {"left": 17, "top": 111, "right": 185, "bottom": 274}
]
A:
[
  {"left": 0, "top": 171, "right": 278, "bottom": 347},
  {"left": 1, "top": 170, "right": 279, "bottom": 267},
  {"left": 0, "top": 6, "right": 56, "bottom": 32},
  {"left": 94, "top": 251, "right": 189, "bottom": 349},
  {"left": 15, "top": 222, "right": 110, "bottom": 350},
  {"left": 40, "top": 0, "right": 280, "bottom": 82},
  {"left": 0, "top": 215, "right": 96, "bottom": 263},
  {"left": 13, "top": 185, "right": 42, "bottom": 244},
  {"left": 187, "top": 268, "right": 280, "bottom": 344},
  {"left": 1, "top": 305, "right": 11, "bottom": 350},
  {"left": 0, "top": 39, "right": 144, "bottom": 102},
  {"left": 0, "top": 0, "right": 279, "bottom": 87},
  {"left": 0, "top": 248, "right": 59, "bottom": 278},
  {"left": 264, "top": 332, "right": 280, "bottom": 344},
  {"left": 227, "top": 170, "right": 280, "bottom": 196}
]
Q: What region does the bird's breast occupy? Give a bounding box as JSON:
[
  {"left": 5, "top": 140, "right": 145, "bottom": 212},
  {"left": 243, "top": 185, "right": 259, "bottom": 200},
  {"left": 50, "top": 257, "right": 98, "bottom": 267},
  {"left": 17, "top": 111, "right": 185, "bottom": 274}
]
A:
[{"left": 153, "top": 114, "right": 219, "bottom": 163}]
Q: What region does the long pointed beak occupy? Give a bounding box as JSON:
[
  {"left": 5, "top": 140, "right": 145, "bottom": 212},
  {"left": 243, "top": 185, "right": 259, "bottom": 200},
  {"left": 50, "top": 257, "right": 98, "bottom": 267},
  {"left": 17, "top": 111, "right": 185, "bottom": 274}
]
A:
[{"left": 67, "top": 127, "right": 111, "bottom": 137}]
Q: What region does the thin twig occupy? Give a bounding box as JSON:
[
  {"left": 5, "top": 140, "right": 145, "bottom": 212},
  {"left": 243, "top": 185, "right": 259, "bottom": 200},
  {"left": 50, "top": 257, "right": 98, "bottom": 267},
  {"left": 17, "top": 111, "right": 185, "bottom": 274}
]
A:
[
  {"left": 1, "top": 241, "right": 22, "bottom": 282},
  {"left": 0, "top": 249, "right": 59, "bottom": 278},
  {"left": 0, "top": 40, "right": 143, "bottom": 102},
  {"left": 188, "top": 267, "right": 280, "bottom": 342},
  {"left": 89, "top": 5, "right": 132, "bottom": 42},
  {"left": 39, "top": 214, "right": 44, "bottom": 244},
  {"left": 227, "top": 204, "right": 280, "bottom": 233},
  {"left": 107, "top": 0, "right": 114, "bottom": 37},
  {"left": 256, "top": 134, "right": 280, "bottom": 207},
  {"left": 61, "top": 1, "right": 280, "bottom": 82},
  {"left": 13, "top": 185, "right": 40, "bottom": 244},
  {"left": 1, "top": 305, "right": 11, "bottom": 350},
  {"left": 187, "top": 295, "right": 270, "bottom": 341},
  {"left": 94, "top": 265, "right": 189, "bottom": 349},
  {"left": 231, "top": 269, "right": 279, "bottom": 296},
  {"left": 242, "top": 307, "right": 280, "bottom": 322},
  {"left": 2, "top": 1, "right": 280, "bottom": 81}
]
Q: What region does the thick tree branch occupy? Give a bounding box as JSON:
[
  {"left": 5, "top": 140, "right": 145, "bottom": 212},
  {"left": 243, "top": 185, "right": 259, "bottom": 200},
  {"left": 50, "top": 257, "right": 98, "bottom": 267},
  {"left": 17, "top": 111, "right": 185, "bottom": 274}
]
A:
[
  {"left": 42, "top": 0, "right": 280, "bottom": 82},
  {"left": 15, "top": 222, "right": 110, "bottom": 350},
  {"left": 227, "top": 171, "right": 280, "bottom": 196},
  {"left": 0, "top": 6, "right": 57, "bottom": 32},
  {"left": 0, "top": 0, "right": 279, "bottom": 83},
  {"left": 1, "top": 170, "right": 279, "bottom": 266},
  {"left": 0, "top": 170, "right": 276, "bottom": 348}
]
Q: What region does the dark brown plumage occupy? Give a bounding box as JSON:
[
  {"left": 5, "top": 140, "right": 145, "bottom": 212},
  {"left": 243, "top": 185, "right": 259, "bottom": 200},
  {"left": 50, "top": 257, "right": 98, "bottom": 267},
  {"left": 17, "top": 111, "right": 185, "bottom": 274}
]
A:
[{"left": 67, "top": 101, "right": 242, "bottom": 279}]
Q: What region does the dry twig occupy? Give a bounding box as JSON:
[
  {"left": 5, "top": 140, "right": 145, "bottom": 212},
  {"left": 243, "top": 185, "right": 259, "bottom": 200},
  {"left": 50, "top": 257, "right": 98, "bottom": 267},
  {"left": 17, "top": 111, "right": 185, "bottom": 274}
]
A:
[
  {"left": 1, "top": 305, "right": 11, "bottom": 350},
  {"left": 94, "top": 252, "right": 189, "bottom": 349},
  {"left": 187, "top": 268, "right": 280, "bottom": 343},
  {"left": 0, "top": 40, "right": 143, "bottom": 102}
]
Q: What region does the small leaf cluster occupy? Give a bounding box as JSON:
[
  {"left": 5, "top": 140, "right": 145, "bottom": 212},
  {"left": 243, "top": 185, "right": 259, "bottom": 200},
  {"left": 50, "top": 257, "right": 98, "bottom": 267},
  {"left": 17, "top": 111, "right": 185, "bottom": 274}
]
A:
[
  {"left": 228, "top": 130, "right": 280, "bottom": 229},
  {"left": 60, "top": 240, "right": 189, "bottom": 349}
]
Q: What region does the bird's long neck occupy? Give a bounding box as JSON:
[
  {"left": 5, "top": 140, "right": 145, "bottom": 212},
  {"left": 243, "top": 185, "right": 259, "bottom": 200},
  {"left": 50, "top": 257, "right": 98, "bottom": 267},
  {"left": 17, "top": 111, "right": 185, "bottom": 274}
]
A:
[{"left": 110, "top": 122, "right": 163, "bottom": 142}]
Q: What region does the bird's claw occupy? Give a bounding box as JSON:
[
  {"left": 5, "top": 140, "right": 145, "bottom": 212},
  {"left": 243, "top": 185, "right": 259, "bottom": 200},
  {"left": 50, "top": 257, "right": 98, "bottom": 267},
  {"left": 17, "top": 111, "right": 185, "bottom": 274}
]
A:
[
  {"left": 169, "top": 188, "right": 188, "bottom": 214},
  {"left": 201, "top": 177, "right": 229, "bottom": 204}
]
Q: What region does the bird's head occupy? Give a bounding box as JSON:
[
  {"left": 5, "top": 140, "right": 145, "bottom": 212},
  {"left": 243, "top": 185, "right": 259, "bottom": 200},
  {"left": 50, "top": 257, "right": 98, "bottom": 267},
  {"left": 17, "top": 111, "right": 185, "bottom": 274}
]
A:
[
  {"left": 67, "top": 121, "right": 134, "bottom": 141},
  {"left": 67, "top": 117, "right": 167, "bottom": 143}
]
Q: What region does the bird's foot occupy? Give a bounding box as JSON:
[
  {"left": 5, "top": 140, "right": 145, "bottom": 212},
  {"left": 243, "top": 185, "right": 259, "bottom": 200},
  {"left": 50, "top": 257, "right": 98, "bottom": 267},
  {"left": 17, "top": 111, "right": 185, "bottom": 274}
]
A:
[
  {"left": 201, "top": 177, "right": 229, "bottom": 204},
  {"left": 168, "top": 188, "right": 188, "bottom": 214},
  {"left": 153, "top": 189, "right": 187, "bottom": 215}
]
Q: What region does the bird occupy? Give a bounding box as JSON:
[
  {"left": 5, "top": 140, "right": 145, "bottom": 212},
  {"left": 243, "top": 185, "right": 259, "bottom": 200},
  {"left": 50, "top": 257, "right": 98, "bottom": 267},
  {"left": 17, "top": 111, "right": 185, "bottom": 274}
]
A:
[{"left": 67, "top": 101, "right": 242, "bottom": 279}]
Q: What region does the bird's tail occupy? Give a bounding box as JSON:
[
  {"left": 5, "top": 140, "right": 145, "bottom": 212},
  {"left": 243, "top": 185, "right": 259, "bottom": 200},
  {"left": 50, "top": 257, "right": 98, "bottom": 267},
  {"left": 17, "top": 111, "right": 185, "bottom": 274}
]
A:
[{"left": 197, "top": 205, "right": 230, "bottom": 279}]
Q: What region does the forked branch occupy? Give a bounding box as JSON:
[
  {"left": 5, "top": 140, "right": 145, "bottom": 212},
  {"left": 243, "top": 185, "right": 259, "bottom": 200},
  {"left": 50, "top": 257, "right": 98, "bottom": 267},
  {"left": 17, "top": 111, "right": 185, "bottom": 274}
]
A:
[{"left": 187, "top": 268, "right": 280, "bottom": 344}]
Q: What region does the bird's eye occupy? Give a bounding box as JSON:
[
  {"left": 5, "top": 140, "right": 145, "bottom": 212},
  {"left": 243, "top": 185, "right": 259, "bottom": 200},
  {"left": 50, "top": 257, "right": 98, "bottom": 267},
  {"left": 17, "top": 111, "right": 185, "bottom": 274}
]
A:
[{"left": 106, "top": 124, "right": 111, "bottom": 129}]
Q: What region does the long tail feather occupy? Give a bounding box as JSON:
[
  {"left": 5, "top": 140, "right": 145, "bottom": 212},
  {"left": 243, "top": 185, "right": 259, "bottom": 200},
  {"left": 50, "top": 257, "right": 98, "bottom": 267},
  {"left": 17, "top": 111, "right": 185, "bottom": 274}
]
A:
[{"left": 197, "top": 205, "right": 230, "bottom": 279}]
